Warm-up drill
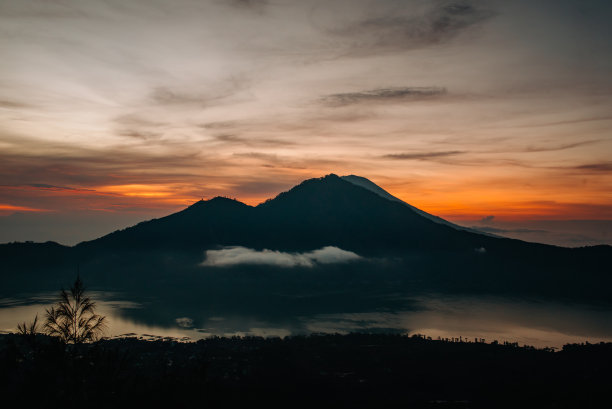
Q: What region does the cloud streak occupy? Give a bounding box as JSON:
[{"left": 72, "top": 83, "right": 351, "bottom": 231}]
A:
[
  {"left": 228, "top": 0, "right": 268, "bottom": 12},
  {"left": 572, "top": 163, "right": 612, "bottom": 172},
  {"left": 331, "top": 0, "right": 496, "bottom": 54},
  {"left": 212, "top": 133, "right": 296, "bottom": 147},
  {"left": 521, "top": 140, "right": 601, "bottom": 153},
  {"left": 20, "top": 183, "right": 95, "bottom": 192},
  {"left": 322, "top": 87, "right": 447, "bottom": 106},
  {"left": 201, "top": 246, "right": 362, "bottom": 268},
  {"left": 382, "top": 151, "right": 464, "bottom": 160},
  {"left": 471, "top": 226, "right": 548, "bottom": 234}
]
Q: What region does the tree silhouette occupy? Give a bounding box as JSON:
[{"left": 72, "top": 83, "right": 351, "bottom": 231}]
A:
[
  {"left": 16, "top": 314, "right": 39, "bottom": 336},
  {"left": 43, "top": 276, "right": 106, "bottom": 343}
]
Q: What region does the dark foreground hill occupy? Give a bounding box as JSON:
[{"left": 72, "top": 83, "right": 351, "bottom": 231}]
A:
[
  {"left": 1, "top": 174, "right": 611, "bottom": 302},
  {"left": 2, "top": 333, "right": 611, "bottom": 409}
]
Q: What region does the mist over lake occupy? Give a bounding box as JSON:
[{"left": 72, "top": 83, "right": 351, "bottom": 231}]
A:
[{"left": 3, "top": 290, "right": 611, "bottom": 348}]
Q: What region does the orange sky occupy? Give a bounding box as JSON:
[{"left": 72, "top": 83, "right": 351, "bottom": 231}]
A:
[
  {"left": 2, "top": 166, "right": 611, "bottom": 220},
  {"left": 1, "top": 0, "right": 611, "bottom": 239}
]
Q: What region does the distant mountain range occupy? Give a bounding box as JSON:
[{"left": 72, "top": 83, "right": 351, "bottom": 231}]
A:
[{"left": 1, "top": 174, "right": 610, "bottom": 302}]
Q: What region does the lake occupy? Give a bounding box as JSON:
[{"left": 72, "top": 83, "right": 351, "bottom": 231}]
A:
[{"left": 2, "top": 291, "right": 611, "bottom": 348}]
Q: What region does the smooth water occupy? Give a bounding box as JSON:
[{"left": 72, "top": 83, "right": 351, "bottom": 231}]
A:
[{"left": 2, "top": 292, "right": 611, "bottom": 348}]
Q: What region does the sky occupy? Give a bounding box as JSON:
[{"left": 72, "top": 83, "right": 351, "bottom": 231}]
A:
[{"left": 1, "top": 0, "right": 611, "bottom": 246}]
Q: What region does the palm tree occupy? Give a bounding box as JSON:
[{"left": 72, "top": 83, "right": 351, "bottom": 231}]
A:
[{"left": 43, "top": 275, "right": 106, "bottom": 343}]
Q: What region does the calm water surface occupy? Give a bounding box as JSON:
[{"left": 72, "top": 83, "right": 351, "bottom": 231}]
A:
[{"left": 1, "top": 292, "right": 611, "bottom": 348}]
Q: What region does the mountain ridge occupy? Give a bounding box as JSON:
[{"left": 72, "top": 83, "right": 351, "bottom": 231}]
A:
[
  {"left": 1, "top": 173, "right": 611, "bottom": 302},
  {"left": 62, "top": 173, "right": 603, "bottom": 263},
  {"left": 1, "top": 173, "right": 606, "bottom": 251}
]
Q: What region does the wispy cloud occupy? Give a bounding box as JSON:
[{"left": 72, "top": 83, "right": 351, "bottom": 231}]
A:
[
  {"left": 114, "top": 114, "right": 167, "bottom": 128},
  {"left": 471, "top": 226, "right": 548, "bottom": 234},
  {"left": 480, "top": 215, "right": 495, "bottom": 223},
  {"left": 200, "top": 121, "right": 239, "bottom": 130},
  {"left": 522, "top": 140, "right": 601, "bottom": 153},
  {"left": 0, "top": 99, "right": 33, "bottom": 109},
  {"left": 228, "top": 180, "right": 292, "bottom": 195},
  {"left": 228, "top": 0, "right": 268, "bottom": 12},
  {"left": 18, "top": 183, "right": 95, "bottom": 192},
  {"left": 118, "top": 129, "right": 163, "bottom": 140},
  {"left": 201, "top": 246, "right": 362, "bottom": 268},
  {"left": 175, "top": 317, "right": 194, "bottom": 328},
  {"left": 332, "top": 0, "right": 496, "bottom": 54},
  {"left": 212, "top": 134, "right": 296, "bottom": 147},
  {"left": 232, "top": 152, "right": 344, "bottom": 170},
  {"left": 516, "top": 116, "right": 612, "bottom": 129},
  {"left": 149, "top": 86, "right": 232, "bottom": 107},
  {"left": 322, "top": 87, "right": 447, "bottom": 106},
  {"left": 572, "top": 162, "right": 612, "bottom": 172},
  {"left": 0, "top": 204, "right": 50, "bottom": 213},
  {"left": 382, "top": 151, "right": 464, "bottom": 160}
]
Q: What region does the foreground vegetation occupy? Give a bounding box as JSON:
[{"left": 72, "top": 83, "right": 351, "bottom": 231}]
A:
[
  {"left": 1, "top": 333, "right": 610, "bottom": 408},
  {"left": 17, "top": 275, "right": 106, "bottom": 343}
]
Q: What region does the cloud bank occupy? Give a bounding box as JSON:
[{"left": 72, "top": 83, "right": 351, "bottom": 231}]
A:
[{"left": 201, "top": 246, "right": 362, "bottom": 268}]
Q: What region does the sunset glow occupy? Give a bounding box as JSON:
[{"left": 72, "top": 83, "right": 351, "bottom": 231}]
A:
[
  {"left": 0, "top": 204, "right": 49, "bottom": 215},
  {"left": 1, "top": 0, "right": 611, "bottom": 244}
]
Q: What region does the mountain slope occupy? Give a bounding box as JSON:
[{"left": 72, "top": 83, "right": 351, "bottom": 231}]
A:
[
  {"left": 77, "top": 196, "right": 255, "bottom": 252},
  {"left": 341, "top": 175, "right": 493, "bottom": 236},
  {"left": 255, "top": 174, "right": 494, "bottom": 254},
  {"left": 1, "top": 174, "right": 610, "bottom": 301},
  {"left": 8, "top": 174, "right": 597, "bottom": 257}
]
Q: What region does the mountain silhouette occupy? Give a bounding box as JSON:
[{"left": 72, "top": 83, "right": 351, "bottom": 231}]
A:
[
  {"left": 77, "top": 174, "right": 508, "bottom": 254},
  {"left": 1, "top": 174, "right": 611, "bottom": 301},
  {"left": 341, "top": 174, "right": 491, "bottom": 235}
]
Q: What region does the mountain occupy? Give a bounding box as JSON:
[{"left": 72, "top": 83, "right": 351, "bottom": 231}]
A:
[
  {"left": 1, "top": 174, "right": 611, "bottom": 302},
  {"left": 77, "top": 173, "right": 512, "bottom": 254},
  {"left": 341, "top": 174, "right": 493, "bottom": 235}
]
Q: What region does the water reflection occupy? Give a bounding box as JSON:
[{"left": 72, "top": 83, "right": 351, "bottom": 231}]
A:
[{"left": 1, "top": 292, "right": 611, "bottom": 348}]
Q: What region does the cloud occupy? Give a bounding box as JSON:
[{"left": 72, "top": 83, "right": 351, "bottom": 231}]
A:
[
  {"left": 25, "top": 183, "right": 95, "bottom": 192},
  {"left": 0, "top": 204, "right": 49, "bottom": 213},
  {"left": 201, "top": 246, "right": 362, "bottom": 268},
  {"left": 150, "top": 87, "right": 213, "bottom": 106},
  {"left": 213, "top": 133, "right": 295, "bottom": 147},
  {"left": 229, "top": 180, "right": 292, "bottom": 195},
  {"left": 114, "top": 114, "right": 167, "bottom": 128},
  {"left": 382, "top": 150, "right": 464, "bottom": 160},
  {"left": 0, "top": 99, "right": 33, "bottom": 109},
  {"left": 572, "top": 163, "right": 612, "bottom": 172},
  {"left": 200, "top": 120, "right": 239, "bottom": 130},
  {"left": 232, "top": 152, "right": 343, "bottom": 171},
  {"left": 477, "top": 140, "right": 603, "bottom": 156},
  {"left": 118, "top": 129, "right": 163, "bottom": 140},
  {"left": 522, "top": 140, "right": 601, "bottom": 153},
  {"left": 518, "top": 116, "right": 612, "bottom": 129},
  {"left": 227, "top": 0, "right": 268, "bottom": 12},
  {"left": 175, "top": 317, "right": 194, "bottom": 328},
  {"left": 1, "top": 183, "right": 95, "bottom": 192},
  {"left": 233, "top": 152, "right": 280, "bottom": 162},
  {"left": 480, "top": 215, "right": 495, "bottom": 223},
  {"left": 322, "top": 87, "right": 447, "bottom": 106},
  {"left": 332, "top": 0, "right": 496, "bottom": 54},
  {"left": 149, "top": 74, "right": 250, "bottom": 107},
  {"left": 472, "top": 226, "right": 547, "bottom": 234}
]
